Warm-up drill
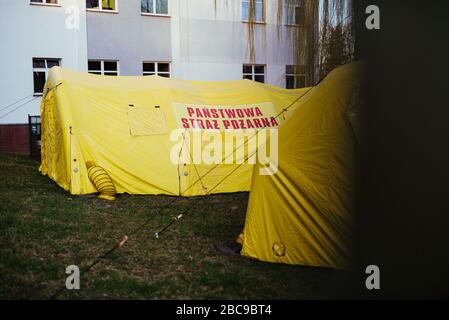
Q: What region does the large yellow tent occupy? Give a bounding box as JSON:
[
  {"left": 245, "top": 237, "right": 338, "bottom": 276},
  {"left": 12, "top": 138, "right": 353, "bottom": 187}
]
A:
[
  {"left": 241, "top": 63, "right": 363, "bottom": 269},
  {"left": 39, "top": 67, "right": 309, "bottom": 196}
]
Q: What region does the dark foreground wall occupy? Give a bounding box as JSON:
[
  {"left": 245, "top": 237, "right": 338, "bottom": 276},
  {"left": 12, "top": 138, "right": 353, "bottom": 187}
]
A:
[
  {"left": 0, "top": 124, "right": 29, "bottom": 155},
  {"left": 354, "top": 0, "right": 449, "bottom": 298}
]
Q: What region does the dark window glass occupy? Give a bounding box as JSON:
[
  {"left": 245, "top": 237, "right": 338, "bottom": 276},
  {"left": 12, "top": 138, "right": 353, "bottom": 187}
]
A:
[
  {"left": 156, "top": 0, "right": 168, "bottom": 14},
  {"left": 143, "top": 62, "right": 155, "bottom": 72},
  {"left": 141, "top": 0, "right": 166, "bottom": 14},
  {"left": 33, "top": 71, "right": 46, "bottom": 94},
  {"left": 46, "top": 59, "right": 60, "bottom": 68},
  {"left": 286, "top": 65, "right": 294, "bottom": 74},
  {"left": 286, "top": 75, "right": 294, "bottom": 89},
  {"left": 86, "top": 0, "right": 99, "bottom": 9},
  {"left": 88, "top": 60, "right": 101, "bottom": 71},
  {"left": 89, "top": 72, "right": 102, "bottom": 75},
  {"left": 141, "top": 0, "right": 153, "bottom": 13},
  {"left": 297, "top": 7, "right": 305, "bottom": 25},
  {"left": 296, "top": 75, "right": 306, "bottom": 88},
  {"left": 243, "top": 74, "right": 253, "bottom": 80},
  {"left": 159, "top": 73, "right": 170, "bottom": 78},
  {"left": 294, "top": 6, "right": 301, "bottom": 24},
  {"left": 104, "top": 72, "right": 118, "bottom": 76},
  {"left": 158, "top": 63, "right": 170, "bottom": 72},
  {"left": 103, "top": 61, "right": 117, "bottom": 71},
  {"left": 254, "top": 65, "right": 264, "bottom": 74},
  {"left": 30, "top": 0, "right": 44, "bottom": 3},
  {"left": 33, "top": 58, "right": 45, "bottom": 69},
  {"left": 243, "top": 65, "right": 252, "bottom": 74},
  {"left": 254, "top": 75, "right": 264, "bottom": 83}
]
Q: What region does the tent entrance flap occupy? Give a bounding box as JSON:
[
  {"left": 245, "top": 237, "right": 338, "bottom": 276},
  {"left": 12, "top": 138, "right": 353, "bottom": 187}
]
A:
[{"left": 127, "top": 104, "right": 169, "bottom": 136}]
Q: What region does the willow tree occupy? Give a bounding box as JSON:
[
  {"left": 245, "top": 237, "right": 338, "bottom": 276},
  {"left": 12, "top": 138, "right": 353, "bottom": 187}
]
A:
[
  {"left": 225, "top": 0, "right": 355, "bottom": 86},
  {"left": 318, "top": 0, "right": 354, "bottom": 82}
]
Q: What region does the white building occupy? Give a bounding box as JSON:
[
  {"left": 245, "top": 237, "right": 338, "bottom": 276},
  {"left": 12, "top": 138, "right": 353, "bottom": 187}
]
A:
[
  {"left": 0, "top": 0, "right": 304, "bottom": 153},
  {"left": 171, "top": 0, "right": 298, "bottom": 84},
  {"left": 0, "top": 0, "right": 88, "bottom": 125}
]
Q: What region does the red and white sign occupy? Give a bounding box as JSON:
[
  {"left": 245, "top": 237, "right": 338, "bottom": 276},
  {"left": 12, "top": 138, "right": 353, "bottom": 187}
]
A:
[{"left": 172, "top": 102, "right": 279, "bottom": 131}]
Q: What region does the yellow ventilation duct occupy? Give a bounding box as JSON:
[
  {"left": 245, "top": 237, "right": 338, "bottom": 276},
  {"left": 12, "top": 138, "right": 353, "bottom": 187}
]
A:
[{"left": 86, "top": 161, "right": 116, "bottom": 201}]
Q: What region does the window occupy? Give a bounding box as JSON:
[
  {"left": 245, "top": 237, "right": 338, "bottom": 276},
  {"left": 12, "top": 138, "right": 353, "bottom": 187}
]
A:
[
  {"left": 285, "top": 65, "right": 306, "bottom": 89},
  {"left": 243, "top": 64, "right": 265, "bottom": 83},
  {"left": 242, "top": 0, "right": 264, "bottom": 22},
  {"left": 86, "top": 0, "right": 117, "bottom": 12},
  {"left": 88, "top": 60, "right": 119, "bottom": 76},
  {"left": 143, "top": 62, "right": 170, "bottom": 77},
  {"left": 141, "top": 0, "right": 168, "bottom": 15},
  {"left": 285, "top": 0, "right": 304, "bottom": 26},
  {"left": 30, "top": 0, "right": 58, "bottom": 4},
  {"left": 33, "top": 58, "right": 60, "bottom": 95}
]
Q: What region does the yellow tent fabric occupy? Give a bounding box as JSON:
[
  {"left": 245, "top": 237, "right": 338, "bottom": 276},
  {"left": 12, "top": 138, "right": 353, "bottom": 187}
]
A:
[
  {"left": 241, "top": 63, "right": 363, "bottom": 269},
  {"left": 39, "top": 67, "right": 309, "bottom": 197}
]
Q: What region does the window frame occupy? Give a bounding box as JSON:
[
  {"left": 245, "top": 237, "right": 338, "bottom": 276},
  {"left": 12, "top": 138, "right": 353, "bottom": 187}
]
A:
[
  {"left": 142, "top": 61, "right": 171, "bottom": 77},
  {"left": 88, "top": 60, "right": 120, "bottom": 76},
  {"left": 285, "top": 65, "right": 306, "bottom": 89},
  {"left": 86, "top": 0, "right": 119, "bottom": 13},
  {"left": 243, "top": 64, "right": 265, "bottom": 83},
  {"left": 141, "top": 0, "right": 170, "bottom": 17},
  {"left": 29, "top": 0, "right": 60, "bottom": 7},
  {"left": 242, "top": 0, "right": 266, "bottom": 24},
  {"left": 284, "top": 0, "right": 304, "bottom": 27},
  {"left": 32, "top": 58, "right": 61, "bottom": 96}
]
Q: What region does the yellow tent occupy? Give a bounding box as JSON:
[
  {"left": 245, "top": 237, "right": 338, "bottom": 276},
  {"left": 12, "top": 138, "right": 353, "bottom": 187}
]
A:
[
  {"left": 241, "top": 63, "right": 363, "bottom": 269},
  {"left": 39, "top": 67, "right": 309, "bottom": 197}
]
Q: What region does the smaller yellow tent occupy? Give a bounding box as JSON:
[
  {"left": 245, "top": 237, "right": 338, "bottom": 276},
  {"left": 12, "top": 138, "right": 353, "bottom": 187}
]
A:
[{"left": 241, "top": 63, "right": 363, "bottom": 269}]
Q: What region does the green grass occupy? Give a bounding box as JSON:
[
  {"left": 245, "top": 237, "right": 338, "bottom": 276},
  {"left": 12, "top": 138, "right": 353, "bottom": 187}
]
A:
[{"left": 0, "top": 153, "right": 352, "bottom": 299}]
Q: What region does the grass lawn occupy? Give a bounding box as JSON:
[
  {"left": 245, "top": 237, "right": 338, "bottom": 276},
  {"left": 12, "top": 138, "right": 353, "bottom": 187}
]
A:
[{"left": 0, "top": 153, "right": 352, "bottom": 299}]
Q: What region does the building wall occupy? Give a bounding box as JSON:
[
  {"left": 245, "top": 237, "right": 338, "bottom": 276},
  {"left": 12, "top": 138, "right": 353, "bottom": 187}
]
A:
[
  {"left": 86, "top": 0, "right": 296, "bottom": 85},
  {"left": 171, "top": 0, "right": 296, "bottom": 87},
  {"left": 0, "top": 0, "right": 88, "bottom": 125},
  {"left": 87, "top": 0, "right": 172, "bottom": 76}
]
